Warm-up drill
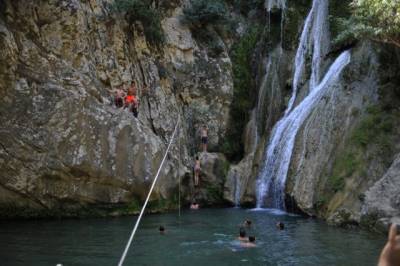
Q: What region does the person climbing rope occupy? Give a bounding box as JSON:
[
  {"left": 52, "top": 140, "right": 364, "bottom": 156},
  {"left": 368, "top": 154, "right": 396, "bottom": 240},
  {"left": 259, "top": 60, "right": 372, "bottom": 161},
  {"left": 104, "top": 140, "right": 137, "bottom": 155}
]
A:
[
  {"left": 200, "top": 125, "right": 208, "bottom": 153},
  {"left": 124, "top": 86, "right": 139, "bottom": 118},
  {"left": 194, "top": 156, "right": 201, "bottom": 187}
]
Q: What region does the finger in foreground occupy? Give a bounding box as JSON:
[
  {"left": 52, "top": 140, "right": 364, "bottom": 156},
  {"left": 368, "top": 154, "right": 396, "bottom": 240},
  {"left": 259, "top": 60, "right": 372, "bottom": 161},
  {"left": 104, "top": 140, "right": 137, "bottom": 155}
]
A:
[{"left": 388, "top": 223, "right": 397, "bottom": 244}]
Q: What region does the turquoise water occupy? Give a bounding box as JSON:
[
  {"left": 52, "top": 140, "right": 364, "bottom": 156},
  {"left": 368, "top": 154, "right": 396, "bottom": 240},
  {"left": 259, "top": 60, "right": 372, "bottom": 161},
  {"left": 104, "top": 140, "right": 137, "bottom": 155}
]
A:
[{"left": 0, "top": 208, "right": 385, "bottom": 266}]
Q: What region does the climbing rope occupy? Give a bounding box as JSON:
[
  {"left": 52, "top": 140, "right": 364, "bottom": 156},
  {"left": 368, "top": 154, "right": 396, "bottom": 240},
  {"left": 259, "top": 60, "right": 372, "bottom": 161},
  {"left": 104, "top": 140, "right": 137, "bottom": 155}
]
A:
[
  {"left": 178, "top": 123, "right": 181, "bottom": 218},
  {"left": 118, "top": 115, "right": 180, "bottom": 266}
]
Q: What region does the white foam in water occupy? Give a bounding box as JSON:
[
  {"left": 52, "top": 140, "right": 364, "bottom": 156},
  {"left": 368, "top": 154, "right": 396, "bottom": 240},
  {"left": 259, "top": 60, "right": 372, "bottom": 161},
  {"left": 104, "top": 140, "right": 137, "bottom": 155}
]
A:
[{"left": 256, "top": 51, "right": 351, "bottom": 209}]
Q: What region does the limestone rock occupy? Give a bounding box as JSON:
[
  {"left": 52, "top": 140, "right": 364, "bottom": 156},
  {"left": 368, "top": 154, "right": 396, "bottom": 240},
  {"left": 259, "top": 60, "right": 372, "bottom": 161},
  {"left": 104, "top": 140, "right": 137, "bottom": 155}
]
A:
[
  {"left": 362, "top": 153, "right": 400, "bottom": 228},
  {"left": 0, "top": 0, "right": 233, "bottom": 217},
  {"left": 189, "top": 153, "right": 229, "bottom": 206}
]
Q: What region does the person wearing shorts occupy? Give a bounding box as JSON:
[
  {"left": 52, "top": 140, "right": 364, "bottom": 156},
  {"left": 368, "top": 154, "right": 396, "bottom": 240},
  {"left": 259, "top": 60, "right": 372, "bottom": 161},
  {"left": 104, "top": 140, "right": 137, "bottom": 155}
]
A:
[{"left": 200, "top": 125, "right": 208, "bottom": 152}]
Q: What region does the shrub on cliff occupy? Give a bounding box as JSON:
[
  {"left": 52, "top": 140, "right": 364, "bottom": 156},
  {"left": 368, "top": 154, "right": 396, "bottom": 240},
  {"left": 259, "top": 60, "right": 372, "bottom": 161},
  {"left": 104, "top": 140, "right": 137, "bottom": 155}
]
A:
[
  {"left": 227, "top": 0, "right": 264, "bottom": 15},
  {"left": 112, "top": 0, "right": 165, "bottom": 46},
  {"left": 334, "top": 0, "right": 400, "bottom": 48},
  {"left": 182, "top": 0, "right": 229, "bottom": 27},
  {"left": 222, "top": 26, "right": 261, "bottom": 161}
]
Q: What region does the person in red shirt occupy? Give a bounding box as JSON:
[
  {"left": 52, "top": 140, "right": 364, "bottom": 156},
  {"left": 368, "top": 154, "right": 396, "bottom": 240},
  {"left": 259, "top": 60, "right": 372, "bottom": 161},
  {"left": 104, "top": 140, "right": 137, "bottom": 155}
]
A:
[{"left": 125, "top": 86, "right": 138, "bottom": 117}]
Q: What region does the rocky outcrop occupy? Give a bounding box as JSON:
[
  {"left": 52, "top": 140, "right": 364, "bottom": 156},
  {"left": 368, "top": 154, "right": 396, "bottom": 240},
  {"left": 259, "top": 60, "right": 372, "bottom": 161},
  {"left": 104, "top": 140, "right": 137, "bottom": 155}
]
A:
[
  {"left": 0, "top": 0, "right": 234, "bottom": 217},
  {"left": 362, "top": 154, "right": 400, "bottom": 229},
  {"left": 188, "top": 152, "right": 229, "bottom": 206}
]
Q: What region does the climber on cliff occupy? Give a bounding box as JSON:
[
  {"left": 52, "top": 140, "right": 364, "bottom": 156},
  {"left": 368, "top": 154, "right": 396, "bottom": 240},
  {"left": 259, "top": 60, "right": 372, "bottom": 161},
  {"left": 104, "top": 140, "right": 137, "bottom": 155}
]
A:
[
  {"left": 125, "top": 85, "right": 139, "bottom": 118},
  {"left": 194, "top": 156, "right": 201, "bottom": 187},
  {"left": 112, "top": 86, "right": 125, "bottom": 108},
  {"left": 200, "top": 125, "right": 208, "bottom": 153}
]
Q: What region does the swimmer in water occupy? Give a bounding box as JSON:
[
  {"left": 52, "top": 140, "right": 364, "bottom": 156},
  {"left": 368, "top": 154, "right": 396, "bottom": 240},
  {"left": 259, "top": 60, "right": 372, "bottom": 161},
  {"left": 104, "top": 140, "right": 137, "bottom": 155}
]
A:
[
  {"left": 241, "top": 236, "right": 256, "bottom": 248},
  {"left": 243, "top": 219, "right": 252, "bottom": 227},
  {"left": 159, "top": 226, "right": 166, "bottom": 235},
  {"left": 238, "top": 227, "right": 247, "bottom": 242},
  {"left": 276, "top": 221, "right": 285, "bottom": 230},
  {"left": 190, "top": 201, "right": 199, "bottom": 210}
]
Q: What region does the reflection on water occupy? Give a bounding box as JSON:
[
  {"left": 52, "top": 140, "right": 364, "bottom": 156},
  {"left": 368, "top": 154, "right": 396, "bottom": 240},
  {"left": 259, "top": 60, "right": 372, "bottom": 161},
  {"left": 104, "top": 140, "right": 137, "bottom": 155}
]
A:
[{"left": 0, "top": 208, "right": 385, "bottom": 266}]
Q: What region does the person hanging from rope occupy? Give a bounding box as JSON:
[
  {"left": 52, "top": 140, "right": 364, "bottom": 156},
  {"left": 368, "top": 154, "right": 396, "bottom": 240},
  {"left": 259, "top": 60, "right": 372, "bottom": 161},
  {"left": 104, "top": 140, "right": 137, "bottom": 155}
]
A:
[
  {"left": 194, "top": 156, "right": 201, "bottom": 187},
  {"left": 125, "top": 83, "right": 139, "bottom": 118},
  {"left": 200, "top": 125, "right": 208, "bottom": 153}
]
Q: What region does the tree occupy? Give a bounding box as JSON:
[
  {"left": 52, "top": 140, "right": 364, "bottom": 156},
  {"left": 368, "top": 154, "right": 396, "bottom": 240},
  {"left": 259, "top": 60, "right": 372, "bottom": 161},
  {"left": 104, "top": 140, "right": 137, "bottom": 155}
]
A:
[
  {"left": 112, "top": 0, "right": 165, "bottom": 46},
  {"left": 343, "top": 0, "right": 400, "bottom": 47},
  {"left": 182, "top": 0, "right": 229, "bottom": 27}
]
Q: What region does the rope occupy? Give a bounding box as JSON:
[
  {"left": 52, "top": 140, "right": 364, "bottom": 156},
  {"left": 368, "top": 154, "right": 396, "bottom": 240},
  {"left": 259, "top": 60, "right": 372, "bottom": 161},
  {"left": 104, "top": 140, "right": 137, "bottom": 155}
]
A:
[
  {"left": 118, "top": 115, "right": 180, "bottom": 266},
  {"left": 178, "top": 122, "right": 181, "bottom": 218}
]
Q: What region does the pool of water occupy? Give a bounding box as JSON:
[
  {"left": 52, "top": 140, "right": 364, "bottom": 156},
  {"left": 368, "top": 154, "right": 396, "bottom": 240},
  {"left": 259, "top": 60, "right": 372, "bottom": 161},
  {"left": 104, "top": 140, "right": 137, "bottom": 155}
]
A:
[{"left": 0, "top": 208, "right": 386, "bottom": 266}]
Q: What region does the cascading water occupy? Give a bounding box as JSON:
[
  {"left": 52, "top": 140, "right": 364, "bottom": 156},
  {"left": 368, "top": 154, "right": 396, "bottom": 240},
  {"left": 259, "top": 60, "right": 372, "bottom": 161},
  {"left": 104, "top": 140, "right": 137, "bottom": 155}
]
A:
[
  {"left": 256, "top": 0, "right": 350, "bottom": 209},
  {"left": 285, "top": 0, "right": 330, "bottom": 115},
  {"left": 234, "top": 171, "right": 241, "bottom": 207},
  {"left": 265, "top": 0, "right": 286, "bottom": 12},
  {"left": 256, "top": 51, "right": 351, "bottom": 209}
]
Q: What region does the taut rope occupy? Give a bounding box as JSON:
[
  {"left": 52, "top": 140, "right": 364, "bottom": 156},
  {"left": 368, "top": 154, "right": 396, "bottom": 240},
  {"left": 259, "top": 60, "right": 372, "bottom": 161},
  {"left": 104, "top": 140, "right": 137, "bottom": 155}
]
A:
[{"left": 118, "top": 115, "right": 180, "bottom": 266}]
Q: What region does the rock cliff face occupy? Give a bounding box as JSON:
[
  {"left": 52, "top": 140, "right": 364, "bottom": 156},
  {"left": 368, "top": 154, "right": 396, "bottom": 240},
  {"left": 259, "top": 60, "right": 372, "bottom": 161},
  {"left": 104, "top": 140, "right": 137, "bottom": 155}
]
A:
[
  {"left": 1, "top": 0, "right": 400, "bottom": 230},
  {"left": 0, "top": 0, "right": 233, "bottom": 217}
]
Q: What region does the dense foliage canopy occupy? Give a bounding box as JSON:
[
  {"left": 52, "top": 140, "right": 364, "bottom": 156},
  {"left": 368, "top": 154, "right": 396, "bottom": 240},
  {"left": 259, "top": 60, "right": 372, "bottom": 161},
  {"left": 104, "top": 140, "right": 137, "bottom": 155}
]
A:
[
  {"left": 336, "top": 0, "right": 400, "bottom": 47},
  {"left": 112, "top": 0, "right": 165, "bottom": 46},
  {"left": 182, "top": 0, "right": 229, "bottom": 27}
]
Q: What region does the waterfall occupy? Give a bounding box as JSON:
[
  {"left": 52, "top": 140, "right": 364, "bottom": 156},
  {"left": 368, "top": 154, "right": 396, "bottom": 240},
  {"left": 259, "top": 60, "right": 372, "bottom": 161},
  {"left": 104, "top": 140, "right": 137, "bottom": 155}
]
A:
[
  {"left": 265, "top": 0, "right": 286, "bottom": 41},
  {"left": 256, "top": 51, "right": 351, "bottom": 208},
  {"left": 234, "top": 171, "right": 241, "bottom": 207},
  {"left": 265, "top": 0, "right": 286, "bottom": 12},
  {"left": 255, "top": 0, "right": 350, "bottom": 209},
  {"left": 285, "top": 0, "right": 329, "bottom": 115}
]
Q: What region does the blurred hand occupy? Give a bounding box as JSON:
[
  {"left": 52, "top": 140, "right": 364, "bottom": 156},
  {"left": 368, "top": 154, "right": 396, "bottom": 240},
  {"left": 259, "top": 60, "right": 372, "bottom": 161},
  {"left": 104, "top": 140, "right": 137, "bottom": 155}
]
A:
[{"left": 379, "top": 224, "right": 400, "bottom": 266}]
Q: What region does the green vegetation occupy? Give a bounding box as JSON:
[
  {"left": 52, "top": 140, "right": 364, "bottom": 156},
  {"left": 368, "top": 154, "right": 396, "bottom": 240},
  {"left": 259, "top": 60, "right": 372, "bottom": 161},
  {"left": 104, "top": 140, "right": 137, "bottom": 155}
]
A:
[
  {"left": 334, "top": 0, "right": 400, "bottom": 48},
  {"left": 125, "top": 198, "right": 141, "bottom": 213},
  {"left": 205, "top": 184, "right": 224, "bottom": 203},
  {"left": 182, "top": 0, "right": 229, "bottom": 27},
  {"left": 352, "top": 105, "right": 394, "bottom": 153},
  {"left": 328, "top": 151, "right": 358, "bottom": 192},
  {"left": 226, "top": 0, "right": 264, "bottom": 15},
  {"left": 112, "top": 0, "right": 165, "bottom": 46},
  {"left": 326, "top": 104, "right": 396, "bottom": 194},
  {"left": 223, "top": 26, "right": 261, "bottom": 161},
  {"left": 148, "top": 196, "right": 179, "bottom": 212}
]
